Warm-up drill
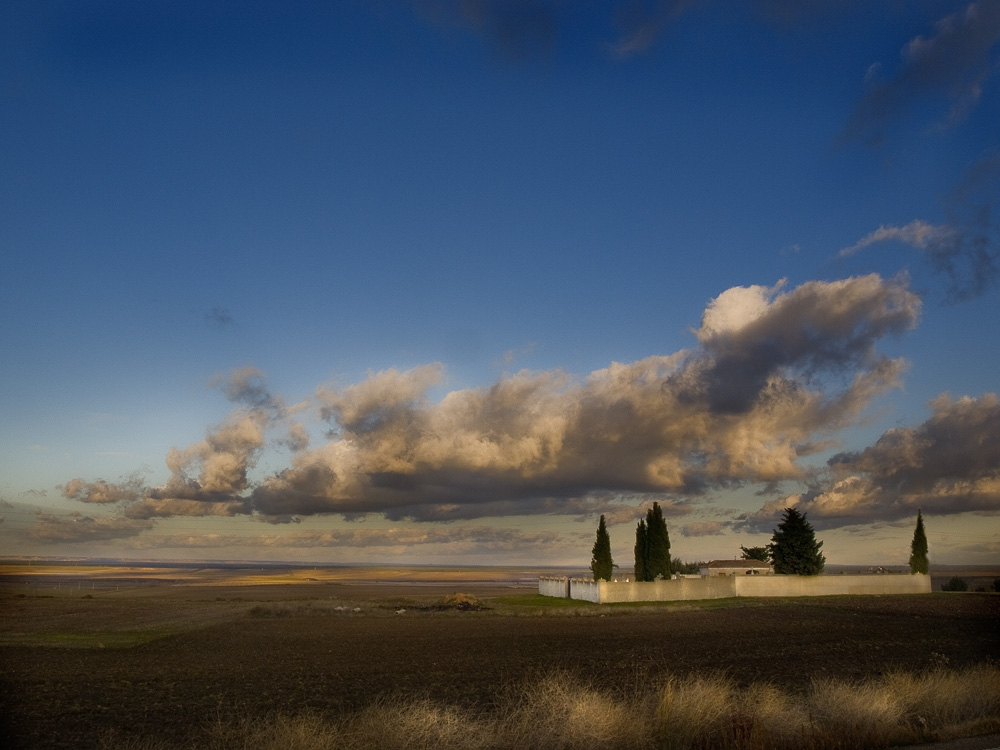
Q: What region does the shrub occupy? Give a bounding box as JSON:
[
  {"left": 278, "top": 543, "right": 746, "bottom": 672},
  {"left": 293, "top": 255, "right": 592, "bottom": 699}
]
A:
[
  {"left": 437, "top": 592, "right": 485, "bottom": 611},
  {"left": 654, "top": 673, "right": 735, "bottom": 749},
  {"left": 98, "top": 665, "right": 1000, "bottom": 750},
  {"left": 941, "top": 576, "right": 968, "bottom": 592},
  {"left": 500, "top": 672, "right": 647, "bottom": 749}
]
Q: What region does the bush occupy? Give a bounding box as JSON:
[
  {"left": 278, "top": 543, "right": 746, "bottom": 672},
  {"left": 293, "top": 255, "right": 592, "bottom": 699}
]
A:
[
  {"left": 437, "top": 592, "right": 485, "bottom": 611},
  {"left": 941, "top": 576, "right": 968, "bottom": 592}
]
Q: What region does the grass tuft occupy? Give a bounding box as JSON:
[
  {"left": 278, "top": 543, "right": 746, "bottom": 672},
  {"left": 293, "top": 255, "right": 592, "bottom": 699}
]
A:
[{"left": 99, "top": 664, "right": 1000, "bottom": 750}]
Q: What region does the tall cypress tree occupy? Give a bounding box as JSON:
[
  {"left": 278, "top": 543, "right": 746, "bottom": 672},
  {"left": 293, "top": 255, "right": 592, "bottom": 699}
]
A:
[
  {"left": 590, "top": 515, "right": 614, "bottom": 581},
  {"left": 909, "top": 510, "right": 929, "bottom": 574},
  {"left": 768, "top": 507, "right": 825, "bottom": 575},
  {"left": 644, "top": 502, "right": 672, "bottom": 580},
  {"left": 633, "top": 519, "right": 648, "bottom": 582}
]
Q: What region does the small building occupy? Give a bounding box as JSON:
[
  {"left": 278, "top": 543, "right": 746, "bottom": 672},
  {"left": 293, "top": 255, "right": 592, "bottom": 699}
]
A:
[{"left": 699, "top": 559, "right": 773, "bottom": 577}]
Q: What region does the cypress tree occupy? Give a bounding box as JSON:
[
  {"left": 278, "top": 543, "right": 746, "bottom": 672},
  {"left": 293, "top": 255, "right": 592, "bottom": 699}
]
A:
[
  {"left": 768, "top": 507, "right": 825, "bottom": 575},
  {"left": 634, "top": 519, "right": 648, "bottom": 582},
  {"left": 590, "top": 515, "right": 614, "bottom": 581},
  {"left": 909, "top": 510, "right": 929, "bottom": 574},
  {"left": 644, "top": 502, "right": 672, "bottom": 580}
]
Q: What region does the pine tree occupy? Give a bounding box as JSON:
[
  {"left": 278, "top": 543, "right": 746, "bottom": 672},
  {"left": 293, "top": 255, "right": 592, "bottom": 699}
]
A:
[
  {"left": 590, "top": 515, "right": 614, "bottom": 581},
  {"left": 909, "top": 510, "right": 929, "bottom": 574},
  {"left": 768, "top": 507, "right": 825, "bottom": 575},
  {"left": 644, "top": 502, "right": 672, "bottom": 580},
  {"left": 633, "top": 519, "right": 648, "bottom": 582}
]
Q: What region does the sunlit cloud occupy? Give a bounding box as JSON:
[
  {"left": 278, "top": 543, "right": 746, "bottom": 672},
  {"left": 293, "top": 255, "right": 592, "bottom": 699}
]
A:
[
  {"left": 53, "top": 275, "right": 923, "bottom": 536},
  {"left": 741, "top": 393, "right": 1000, "bottom": 531},
  {"left": 839, "top": 220, "right": 957, "bottom": 258},
  {"left": 63, "top": 474, "right": 146, "bottom": 504}
]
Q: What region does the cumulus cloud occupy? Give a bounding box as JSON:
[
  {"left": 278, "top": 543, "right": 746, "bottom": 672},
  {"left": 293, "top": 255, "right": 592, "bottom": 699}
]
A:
[
  {"left": 58, "top": 276, "right": 924, "bottom": 532},
  {"left": 741, "top": 393, "right": 1000, "bottom": 531},
  {"left": 842, "top": 1, "right": 1000, "bottom": 144},
  {"left": 685, "top": 274, "right": 918, "bottom": 414},
  {"left": 213, "top": 365, "right": 284, "bottom": 411},
  {"left": 63, "top": 473, "right": 145, "bottom": 504},
  {"left": 59, "top": 367, "right": 305, "bottom": 522},
  {"left": 248, "top": 275, "right": 917, "bottom": 521}
]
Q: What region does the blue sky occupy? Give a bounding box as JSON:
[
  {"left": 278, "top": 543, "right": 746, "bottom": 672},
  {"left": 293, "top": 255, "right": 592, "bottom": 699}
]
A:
[{"left": 2, "top": 0, "right": 998, "bottom": 567}]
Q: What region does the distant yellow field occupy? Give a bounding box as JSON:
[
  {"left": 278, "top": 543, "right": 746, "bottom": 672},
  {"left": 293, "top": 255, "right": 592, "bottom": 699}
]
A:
[{"left": 0, "top": 563, "right": 546, "bottom": 587}]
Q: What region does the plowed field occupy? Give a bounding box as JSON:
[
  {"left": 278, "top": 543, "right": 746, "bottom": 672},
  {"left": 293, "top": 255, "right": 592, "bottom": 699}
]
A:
[{"left": 1, "top": 574, "right": 997, "bottom": 750}]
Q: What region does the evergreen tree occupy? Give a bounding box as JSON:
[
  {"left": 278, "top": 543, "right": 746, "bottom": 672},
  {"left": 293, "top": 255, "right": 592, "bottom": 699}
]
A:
[
  {"left": 590, "top": 515, "right": 614, "bottom": 581},
  {"left": 671, "top": 557, "right": 702, "bottom": 575},
  {"left": 633, "top": 519, "right": 648, "bottom": 582},
  {"left": 740, "top": 545, "right": 770, "bottom": 562},
  {"left": 644, "top": 502, "right": 672, "bottom": 580},
  {"left": 909, "top": 510, "right": 929, "bottom": 574},
  {"left": 768, "top": 508, "right": 825, "bottom": 575}
]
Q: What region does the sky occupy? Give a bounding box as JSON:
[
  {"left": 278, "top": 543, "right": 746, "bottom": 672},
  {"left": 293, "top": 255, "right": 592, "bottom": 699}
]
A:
[{"left": 1, "top": 0, "right": 999, "bottom": 568}]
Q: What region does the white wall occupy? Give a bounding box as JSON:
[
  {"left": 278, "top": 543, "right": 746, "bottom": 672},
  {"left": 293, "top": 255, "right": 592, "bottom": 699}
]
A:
[
  {"left": 538, "top": 576, "right": 571, "bottom": 598},
  {"left": 540, "top": 573, "right": 932, "bottom": 603},
  {"left": 734, "top": 573, "right": 931, "bottom": 598}
]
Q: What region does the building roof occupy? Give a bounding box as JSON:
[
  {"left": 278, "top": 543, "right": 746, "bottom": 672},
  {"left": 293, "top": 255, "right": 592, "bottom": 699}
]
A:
[{"left": 703, "top": 559, "right": 771, "bottom": 568}]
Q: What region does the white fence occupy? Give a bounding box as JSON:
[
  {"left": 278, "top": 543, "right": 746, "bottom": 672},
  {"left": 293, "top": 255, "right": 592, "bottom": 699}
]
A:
[{"left": 539, "top": 573, "right": 932, "bottom": 603}]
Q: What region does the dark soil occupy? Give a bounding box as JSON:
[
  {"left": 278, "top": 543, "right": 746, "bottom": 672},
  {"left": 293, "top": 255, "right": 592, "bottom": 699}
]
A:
[{"left": 1, "top": 590, "right": 997, "bottom": 750}]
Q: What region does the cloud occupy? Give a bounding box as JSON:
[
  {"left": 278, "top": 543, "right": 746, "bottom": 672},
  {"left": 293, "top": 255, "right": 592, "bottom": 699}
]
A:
[
  {"left": 61, "top": 276, "right": 924, "bottom": 529},
  {"left": 840, "top": 153, "right": 1000, "bottom": 301},
  {"left": 411, "top": 0, "right": 861, "bottom": 63},
  {"left": 248, "top": 274, "right": 917, "bottom": 521},
  {"left": 206, "top": 306, "right": 235, "bottom": 328},
  {"left": 685, "top": 274, "right": 918, "bottom": 414},
  {"left": 741, "top": 393, "right": 1000, "bottom": 531},
  {"left": 410, "top": 0, "right": 558, "bottom": 62},
  {"left": 681, "top": 520, "right": 726, "bottom": 537},
  {"left": 212, "top": 365, "right": 283, "bottom": 412},
  {"left": 122, "top": 525, "right": 561, "bottom": 553},
  {"left": 842, "top": 1, "right": 1000, "bottom": 144},
  {"left": 751, "top": 0, "right": 861, "bottom": 25},
  {"left": 123, "top": 498, "right": 250, "bottom": 520},
  {"left": 608, "top": 0, "right": 703, "bottom": 58},
  {"left": 30, "top": 513, "right": 153, "bottom": 543},
  {"left": 63, "top": 473, "right": 146, "bottom": 504},
  {"left": 839, "top": 220, "right": 958, "bottom": 258},
  {"left": 60, "top": 368, "right": 306, "bottom": 521}
]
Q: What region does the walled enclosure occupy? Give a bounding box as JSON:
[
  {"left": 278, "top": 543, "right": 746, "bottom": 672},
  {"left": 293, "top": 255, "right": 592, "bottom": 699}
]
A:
[{"left": 539, "top": 574, "right": 932, "bottom": 603}]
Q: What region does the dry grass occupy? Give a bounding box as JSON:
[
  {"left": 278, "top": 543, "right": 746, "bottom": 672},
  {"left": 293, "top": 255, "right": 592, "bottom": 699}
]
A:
[{"left": 97, "top": 664, "right": 1000, "bottom": 750}]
